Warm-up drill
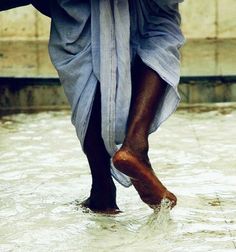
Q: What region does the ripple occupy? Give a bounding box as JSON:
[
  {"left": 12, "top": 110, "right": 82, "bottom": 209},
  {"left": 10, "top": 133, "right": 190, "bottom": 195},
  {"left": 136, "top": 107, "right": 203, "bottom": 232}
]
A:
[{"left": 0, "top": 111, "right": 236, "bottom": 251}]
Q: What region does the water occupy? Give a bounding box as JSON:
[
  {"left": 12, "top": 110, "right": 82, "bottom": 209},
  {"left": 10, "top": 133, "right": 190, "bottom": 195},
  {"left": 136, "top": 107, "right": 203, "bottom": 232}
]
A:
[{"left": 0, "top": 110, "right": 236, "bottom": 252}]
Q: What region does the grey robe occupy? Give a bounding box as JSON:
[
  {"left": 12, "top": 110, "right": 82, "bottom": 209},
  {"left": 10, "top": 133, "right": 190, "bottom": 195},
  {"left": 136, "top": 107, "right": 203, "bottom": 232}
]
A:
[{"left": 48, "top": 0, "right": 185, "bottom": 187}]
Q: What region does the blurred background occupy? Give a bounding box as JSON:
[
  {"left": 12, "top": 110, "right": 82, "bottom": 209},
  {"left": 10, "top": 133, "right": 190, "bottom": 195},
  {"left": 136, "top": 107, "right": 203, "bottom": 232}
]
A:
[{"left": 0, "top": 0, "right": 236, "bottom": 111}]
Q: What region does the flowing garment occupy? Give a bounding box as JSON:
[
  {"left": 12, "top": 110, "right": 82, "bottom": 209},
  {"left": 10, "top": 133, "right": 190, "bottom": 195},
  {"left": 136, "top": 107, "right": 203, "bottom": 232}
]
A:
[{"left": 48, "top": 0, "right": 185, "bottom": 187}]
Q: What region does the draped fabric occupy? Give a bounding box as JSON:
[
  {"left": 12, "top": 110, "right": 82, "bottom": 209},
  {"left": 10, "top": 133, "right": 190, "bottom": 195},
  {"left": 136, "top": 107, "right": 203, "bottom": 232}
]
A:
[{"left": 48, "top": 0, "right": 185, "bottom": 187}]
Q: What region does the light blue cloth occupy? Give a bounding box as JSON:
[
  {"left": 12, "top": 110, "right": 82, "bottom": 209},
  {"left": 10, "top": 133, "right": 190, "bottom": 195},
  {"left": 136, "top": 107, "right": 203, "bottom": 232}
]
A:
[{"left": 48, "top": 0, "right": 185, "bottom": 187}]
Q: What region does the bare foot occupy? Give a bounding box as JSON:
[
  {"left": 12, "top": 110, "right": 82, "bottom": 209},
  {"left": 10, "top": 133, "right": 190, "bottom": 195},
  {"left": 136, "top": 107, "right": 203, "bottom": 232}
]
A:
[
  {"left": 79, "top": 181, "right": 121, "bottom": 214},
  {"left": 80, "top": 197, "right": 121, "bottom": 214},
  {"left": 112, "top": 148, "right": 177, "bottom": 209}
]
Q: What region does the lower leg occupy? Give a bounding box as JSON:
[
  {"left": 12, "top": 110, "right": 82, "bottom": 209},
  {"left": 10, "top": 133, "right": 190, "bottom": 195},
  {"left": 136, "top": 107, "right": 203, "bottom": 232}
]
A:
[
  {"left": 113, "top": 56, "right": 176, "bottom": 209},
  {"left": 124, "top": 56, "right": 167, "bottom": 157},
  {"left": 83, "top": 84, "right": 119, "bottom": 212}
]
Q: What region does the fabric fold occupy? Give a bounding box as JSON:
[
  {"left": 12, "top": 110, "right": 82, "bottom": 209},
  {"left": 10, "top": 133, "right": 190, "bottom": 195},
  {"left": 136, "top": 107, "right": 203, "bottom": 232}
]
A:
[
  {"left": 48, "top": 0, "right": 185, "bottom": 187},
  {"left": 99, "top": 0, "right": 132, "bottom": 186}
]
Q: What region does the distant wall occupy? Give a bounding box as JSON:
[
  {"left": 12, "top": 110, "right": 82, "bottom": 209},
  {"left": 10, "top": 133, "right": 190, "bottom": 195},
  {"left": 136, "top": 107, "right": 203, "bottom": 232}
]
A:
[
  {"left": 180, "top": 0, "right": 236, "bottom": 39},
  {"left": 0, "top": 0, "right": 236, "bottom": 40},
  {"left": 0, "top": 6, "right": 50, "bottom": 40}
]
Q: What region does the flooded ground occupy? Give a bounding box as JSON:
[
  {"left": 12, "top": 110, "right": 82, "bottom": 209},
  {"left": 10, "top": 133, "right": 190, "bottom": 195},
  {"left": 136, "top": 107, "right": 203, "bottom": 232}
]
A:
[{"left": 0, "top": 110, "right": 236, "bottom": 252}]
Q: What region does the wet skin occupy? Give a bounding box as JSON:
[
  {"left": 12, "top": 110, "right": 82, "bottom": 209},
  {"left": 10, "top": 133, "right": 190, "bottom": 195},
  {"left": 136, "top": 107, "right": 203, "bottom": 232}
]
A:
[
  {"left": 83, "top": 56, "right": 177, "bottom": 213},
  {"left": 113, "top": 56, "right": 177, "bottom": 209},
  {"left": 83, "top": 86, "right": 119, "bottom": 213},
  {"left": 0, "top": 3, "right": 176, "bottom": 212}
]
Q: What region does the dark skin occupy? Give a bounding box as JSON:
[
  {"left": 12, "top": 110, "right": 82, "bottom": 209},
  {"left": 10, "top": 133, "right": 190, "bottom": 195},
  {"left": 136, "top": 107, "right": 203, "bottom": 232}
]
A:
[
  {"left": 83, "top": 56, "right": 177, "bottom": 212},
  {"left": 1, "top": 4, "right": 177, "bottom": 213},
  {"left": 83, "top": 85, "right": 119, "bottom": 213},
  {"left": 113, "top": 56, "right": 177, "bottom": 210}
]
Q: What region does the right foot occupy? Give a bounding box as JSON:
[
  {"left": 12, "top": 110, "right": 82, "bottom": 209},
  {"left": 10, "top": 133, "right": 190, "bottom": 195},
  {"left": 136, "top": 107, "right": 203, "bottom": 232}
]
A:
[{"left": 113, "top": 147, "right": 177, "bottom": 209}]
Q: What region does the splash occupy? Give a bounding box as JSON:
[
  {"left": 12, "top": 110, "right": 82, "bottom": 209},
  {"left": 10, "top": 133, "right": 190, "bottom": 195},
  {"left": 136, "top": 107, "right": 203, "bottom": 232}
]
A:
[{"left": 147, "top": 198, "right": 172, "bottom": 226}]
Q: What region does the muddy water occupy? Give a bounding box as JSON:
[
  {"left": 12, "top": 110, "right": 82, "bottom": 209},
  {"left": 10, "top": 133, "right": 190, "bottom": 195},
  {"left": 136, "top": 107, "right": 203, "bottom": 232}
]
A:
[{"left": 0, "top": 111, "right": 236, "bottom": 252}]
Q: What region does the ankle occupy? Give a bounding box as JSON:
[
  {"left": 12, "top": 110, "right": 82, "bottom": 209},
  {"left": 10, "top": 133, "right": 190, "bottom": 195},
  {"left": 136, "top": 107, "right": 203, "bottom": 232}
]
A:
[
  {"left": 91, "top": 178, "right": 116, "bottom": 197},
  {"left": 122, "top": 138, "right": 149, "bottom": 160},
  {"left": 89, "top": 182, "right": 118, "bottom": 210}
]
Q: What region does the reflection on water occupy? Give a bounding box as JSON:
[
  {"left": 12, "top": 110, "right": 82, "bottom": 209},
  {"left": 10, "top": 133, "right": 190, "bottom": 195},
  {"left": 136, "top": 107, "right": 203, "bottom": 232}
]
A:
[{"left": 0, "top": 111, "right": 236, "bottom": 251}]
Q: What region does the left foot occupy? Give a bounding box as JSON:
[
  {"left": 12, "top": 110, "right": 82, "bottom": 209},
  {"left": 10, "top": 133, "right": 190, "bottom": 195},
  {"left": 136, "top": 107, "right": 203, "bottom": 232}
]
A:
[
  {"left": 81, "top": 197, "right": 120, "bottom": 214},
  {"left": 80, "top": 180, "right": 121, "bottom": 214},
  {"left": 113, "top": 147, "right": 177, "bottom": 209}
]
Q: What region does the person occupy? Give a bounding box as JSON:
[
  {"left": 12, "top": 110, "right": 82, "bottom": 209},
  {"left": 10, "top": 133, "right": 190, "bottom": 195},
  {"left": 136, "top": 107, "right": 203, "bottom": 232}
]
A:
[{"left": 1, "top": 0, "right": 185, "bottom": 213}]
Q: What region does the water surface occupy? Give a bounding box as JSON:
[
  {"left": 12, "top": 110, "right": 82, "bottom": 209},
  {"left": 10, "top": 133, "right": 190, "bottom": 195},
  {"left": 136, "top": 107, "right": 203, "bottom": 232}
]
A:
[{"left": 0, "top": 111, "right": 236, "bottom": 251}]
